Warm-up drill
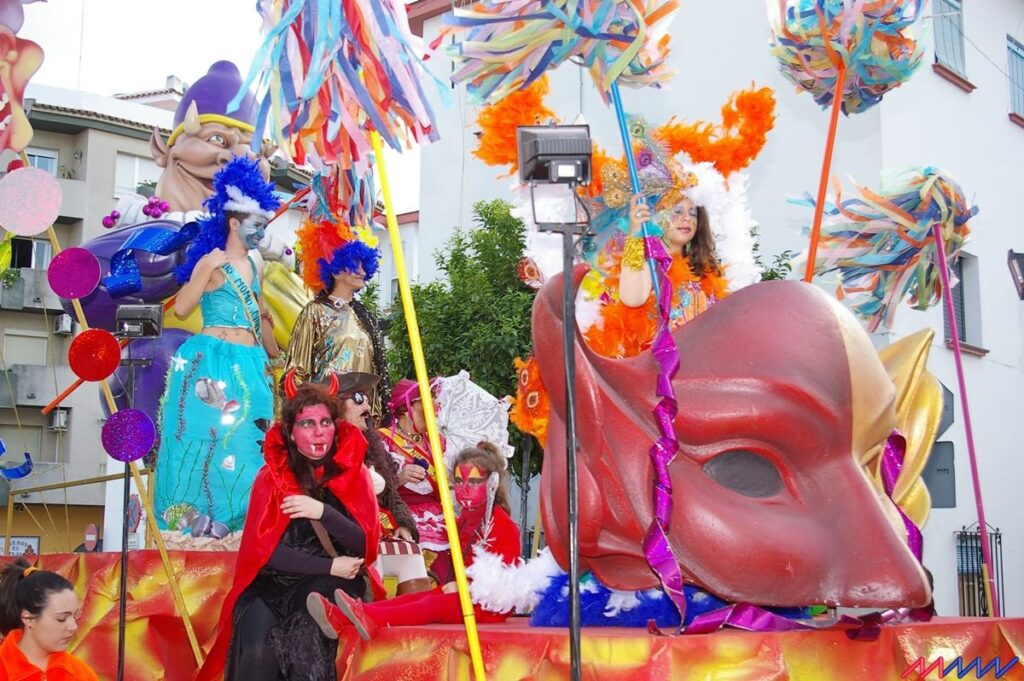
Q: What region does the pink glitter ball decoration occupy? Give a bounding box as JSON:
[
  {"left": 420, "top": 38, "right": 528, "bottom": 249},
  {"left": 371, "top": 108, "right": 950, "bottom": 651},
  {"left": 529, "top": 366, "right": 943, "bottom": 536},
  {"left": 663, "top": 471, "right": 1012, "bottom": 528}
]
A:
[
  {"left": 69, "top": 329, "right": 121, "bottom": 381},
  {"left": 101, "top": 408, "right": 156, "bottom": 463},
  {"left": 0, "top": 166, "right": 62, "bottom": 236},
  {"left": 47, "top": 247, "right": 101, "bottom": 299}
]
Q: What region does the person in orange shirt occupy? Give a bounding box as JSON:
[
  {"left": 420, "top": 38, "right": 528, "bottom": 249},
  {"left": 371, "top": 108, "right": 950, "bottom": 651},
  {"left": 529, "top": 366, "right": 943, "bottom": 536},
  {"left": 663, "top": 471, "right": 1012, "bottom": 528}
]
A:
[{"left": 0, "top": 559, "right": 97, "bottom": 681}]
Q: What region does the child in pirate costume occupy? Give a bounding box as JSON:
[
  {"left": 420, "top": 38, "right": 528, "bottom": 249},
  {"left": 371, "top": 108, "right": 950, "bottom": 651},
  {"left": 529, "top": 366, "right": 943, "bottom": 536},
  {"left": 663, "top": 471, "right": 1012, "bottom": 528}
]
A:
[
  {"left": 283, "top": 174, "right": 393, "bottom": 425},
  {"left": 154, "top": 156, "right": 280, "bottom": 548}
]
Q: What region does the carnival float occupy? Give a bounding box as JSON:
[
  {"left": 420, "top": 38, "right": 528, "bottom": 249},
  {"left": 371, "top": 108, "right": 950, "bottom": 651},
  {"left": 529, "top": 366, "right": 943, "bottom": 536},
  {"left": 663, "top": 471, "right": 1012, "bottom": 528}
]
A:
[{"left": 0, "top": 0, "right": 1021, "bottom": 678}]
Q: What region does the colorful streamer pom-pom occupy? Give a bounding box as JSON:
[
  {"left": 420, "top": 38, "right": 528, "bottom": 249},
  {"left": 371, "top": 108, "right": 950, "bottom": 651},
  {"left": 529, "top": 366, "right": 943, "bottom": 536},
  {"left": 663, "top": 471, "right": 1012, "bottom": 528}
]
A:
[
  {"left": 768, "top": 0, "right": 924, "bottom": 114},
  {"left": 444, "top": 0, "right": 679, "bottom": 104},
  {"left": 806, "top": 167, "right": 976, "bottom": 332},
  {"left": 236, "top": 0, "right": 441, "bottom": 170}
]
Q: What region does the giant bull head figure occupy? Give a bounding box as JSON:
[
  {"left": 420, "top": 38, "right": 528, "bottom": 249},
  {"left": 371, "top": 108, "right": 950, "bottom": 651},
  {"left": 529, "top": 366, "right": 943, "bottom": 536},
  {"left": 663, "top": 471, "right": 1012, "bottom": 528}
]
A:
[{"left": 535, "top": 269, "right": 930, "bottom": 608}]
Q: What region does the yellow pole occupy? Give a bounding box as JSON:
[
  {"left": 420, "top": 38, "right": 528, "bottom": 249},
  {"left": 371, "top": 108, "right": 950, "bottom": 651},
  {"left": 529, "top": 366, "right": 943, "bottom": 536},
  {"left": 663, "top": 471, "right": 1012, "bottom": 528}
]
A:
[
  {"left": 21, "top": 154, "right": 206, "bottom": 666},
  {"left": 4, "top": 494, "right": 13, "bottom": 556},
  {"left": 371, "top": 132, "right": 487, "bottom": 681}
]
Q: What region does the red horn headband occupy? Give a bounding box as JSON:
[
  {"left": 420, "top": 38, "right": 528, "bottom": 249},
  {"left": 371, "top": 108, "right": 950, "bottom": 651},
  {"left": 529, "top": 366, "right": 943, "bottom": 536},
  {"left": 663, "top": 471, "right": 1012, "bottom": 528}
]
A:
[
  {"left": 326, "top": 372, "right": 339, "bottom": 396},
  {"left": 283, "top": 369, "right": 299, "bottom": 400}
]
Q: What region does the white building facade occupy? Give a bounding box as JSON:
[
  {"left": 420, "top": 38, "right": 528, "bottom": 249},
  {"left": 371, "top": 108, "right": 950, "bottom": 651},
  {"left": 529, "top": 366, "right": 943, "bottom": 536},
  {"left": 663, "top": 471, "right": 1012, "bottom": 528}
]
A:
[{"left": 408, "top": 0, "right": 1024, "bottom": 618}]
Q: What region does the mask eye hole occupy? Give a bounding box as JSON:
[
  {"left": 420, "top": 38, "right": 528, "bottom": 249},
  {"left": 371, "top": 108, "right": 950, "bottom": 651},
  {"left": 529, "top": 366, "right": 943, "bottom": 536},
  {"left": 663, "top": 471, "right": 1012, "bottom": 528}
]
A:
[{"left": 702, "top": 450, "right": 784, "bottom": 498}]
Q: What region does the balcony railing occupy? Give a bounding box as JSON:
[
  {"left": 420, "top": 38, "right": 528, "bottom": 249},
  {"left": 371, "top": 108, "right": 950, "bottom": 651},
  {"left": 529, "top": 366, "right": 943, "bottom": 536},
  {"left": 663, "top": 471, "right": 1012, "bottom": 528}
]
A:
[{"left": 0, "top": 268, "right": 64, "bottom": 313}]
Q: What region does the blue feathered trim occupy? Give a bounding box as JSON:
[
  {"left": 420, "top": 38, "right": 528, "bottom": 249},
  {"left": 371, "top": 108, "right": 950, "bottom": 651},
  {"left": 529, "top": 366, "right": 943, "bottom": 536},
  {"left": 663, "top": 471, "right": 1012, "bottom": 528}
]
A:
[
  {"left": 174, "top": 156, "right": 281, "bottom": 284},
  {"left": 529, "top": 571, "right": 809, "bottom": 629},
  {"left": 316, "top": 240, "right": 381, "bottom": 291}
]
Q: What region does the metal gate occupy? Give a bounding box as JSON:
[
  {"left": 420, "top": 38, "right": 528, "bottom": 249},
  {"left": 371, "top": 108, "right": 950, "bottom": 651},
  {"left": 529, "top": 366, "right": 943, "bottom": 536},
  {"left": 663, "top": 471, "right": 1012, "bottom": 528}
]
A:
[{"left": 955, "top": 523, "right": 1004, "bottom": 616}]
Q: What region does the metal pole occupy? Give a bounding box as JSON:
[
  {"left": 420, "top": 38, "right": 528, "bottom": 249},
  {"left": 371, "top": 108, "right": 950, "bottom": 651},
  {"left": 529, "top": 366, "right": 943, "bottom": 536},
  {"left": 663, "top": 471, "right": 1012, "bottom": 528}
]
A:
[
  {"left": 116, "top": 353, "right": 135, "bottom": 681},
  {"left": 518, "top": 437, "right": 533, "bottom": 558},
  {"left": 534, "top": 186, "right": 589, "bottom": 681},
  {"left": 560, "top": 226, "right": 582, "bottom": 681}
]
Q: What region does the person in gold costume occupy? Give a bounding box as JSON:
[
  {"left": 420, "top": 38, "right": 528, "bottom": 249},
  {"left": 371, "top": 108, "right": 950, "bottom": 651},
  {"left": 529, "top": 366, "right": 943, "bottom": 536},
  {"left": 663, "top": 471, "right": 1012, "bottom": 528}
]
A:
[{"left": 284, "top": 193, "right": 392, "bottom": 424}]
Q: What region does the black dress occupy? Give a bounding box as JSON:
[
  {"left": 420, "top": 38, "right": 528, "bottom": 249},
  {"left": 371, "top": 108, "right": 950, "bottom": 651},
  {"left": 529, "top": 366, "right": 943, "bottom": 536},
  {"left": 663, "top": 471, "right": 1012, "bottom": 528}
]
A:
[{"left": 225, "top": 490, "right": 367, "bottom": 681}]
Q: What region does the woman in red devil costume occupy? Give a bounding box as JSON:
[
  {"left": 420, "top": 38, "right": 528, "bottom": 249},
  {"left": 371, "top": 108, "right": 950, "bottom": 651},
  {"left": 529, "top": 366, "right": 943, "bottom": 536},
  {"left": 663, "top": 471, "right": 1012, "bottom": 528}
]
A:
[
  {"left": 196, "top": 373, "right": 384, "bottom": 681},
  {"left": 306, "top": 441, "right": 520, "bottom": 638}
]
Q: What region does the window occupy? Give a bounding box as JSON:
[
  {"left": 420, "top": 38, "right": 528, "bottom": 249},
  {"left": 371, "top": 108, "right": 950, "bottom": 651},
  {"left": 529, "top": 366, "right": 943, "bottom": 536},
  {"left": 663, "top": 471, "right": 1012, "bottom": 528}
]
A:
[
  {"left": 390, "top": 239, "right": 407, "bottom": 307},
  {"left": 3, "top": 331, "right": 47, "bottom": 365},
  {"left": 955, "top": 524, "right": 1004, "bottom": 617},
  {"left": 114, "top": 152, "right": 161, "bottom": 197},
  {"left": 24, "top": 147, "right": 58, "bottom": 177},
  {"left": 9, "top": 238, "right": 52, "bottom": 270},
  {"left": 934, "top": 0, "right": 966, "bottom": 77},
  {"left": 1008, "top": 36, "right": 1024, "bottom": 117},
  {"left": 943, "top": 253, "right": 981, "bottom": 347}
]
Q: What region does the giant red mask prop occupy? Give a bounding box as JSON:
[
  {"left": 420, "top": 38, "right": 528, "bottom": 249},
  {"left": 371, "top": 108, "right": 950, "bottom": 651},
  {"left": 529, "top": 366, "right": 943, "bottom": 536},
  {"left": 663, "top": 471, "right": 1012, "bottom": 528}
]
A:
[{"left": 534, "top": 270, "right": 929, "bottom": 608}]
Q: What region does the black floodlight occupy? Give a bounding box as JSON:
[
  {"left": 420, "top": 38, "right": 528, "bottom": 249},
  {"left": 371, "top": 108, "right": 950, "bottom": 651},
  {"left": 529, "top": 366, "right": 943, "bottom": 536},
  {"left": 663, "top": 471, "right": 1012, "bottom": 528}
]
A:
[
  {"left": 517, "top": 125, "right": 592, "bottom": 185},
  {"left": 115, "top": 304, "right": 163, "bottom": 339}
]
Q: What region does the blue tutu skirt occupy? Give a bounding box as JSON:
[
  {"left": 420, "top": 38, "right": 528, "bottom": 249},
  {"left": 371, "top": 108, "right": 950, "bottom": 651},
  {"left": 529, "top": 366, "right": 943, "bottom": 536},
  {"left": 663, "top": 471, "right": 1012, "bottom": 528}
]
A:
[{"left": 154, "top": 334, "right": 273, "bottom": 537}]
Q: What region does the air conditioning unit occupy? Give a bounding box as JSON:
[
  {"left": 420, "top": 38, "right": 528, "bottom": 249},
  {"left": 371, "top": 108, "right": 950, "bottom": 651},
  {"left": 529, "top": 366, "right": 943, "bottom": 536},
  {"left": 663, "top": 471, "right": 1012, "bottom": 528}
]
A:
[
  {"left": 48, "top": 408, "right": 69, "bottom": 431},
  {"left": 53, "top": 313, "right": 74, "bottom": 336}
]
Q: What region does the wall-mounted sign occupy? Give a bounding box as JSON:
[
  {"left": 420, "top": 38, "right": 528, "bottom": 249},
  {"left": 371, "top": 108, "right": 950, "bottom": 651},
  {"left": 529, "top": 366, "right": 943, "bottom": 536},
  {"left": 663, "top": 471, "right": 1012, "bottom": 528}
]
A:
[{"left": 1, "top": 535, "right": 41, "bottom": 557}]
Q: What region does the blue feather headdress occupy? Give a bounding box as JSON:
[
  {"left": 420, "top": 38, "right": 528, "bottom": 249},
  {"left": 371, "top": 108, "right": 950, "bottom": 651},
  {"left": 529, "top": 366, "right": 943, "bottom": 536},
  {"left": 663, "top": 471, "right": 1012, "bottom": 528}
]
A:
[{"left": 174, "top": 157, "right": 281, "bottom": 284}]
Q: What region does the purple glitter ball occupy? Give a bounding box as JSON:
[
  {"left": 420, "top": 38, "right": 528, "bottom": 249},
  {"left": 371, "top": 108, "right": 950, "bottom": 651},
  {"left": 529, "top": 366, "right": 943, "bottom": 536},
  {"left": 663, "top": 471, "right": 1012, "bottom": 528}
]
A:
[
  {"left": 101, "top": 409, "right": 156, "bottom": 463},
  {"left": 47, "top": 247, "right": 101, "bottom": 299}
]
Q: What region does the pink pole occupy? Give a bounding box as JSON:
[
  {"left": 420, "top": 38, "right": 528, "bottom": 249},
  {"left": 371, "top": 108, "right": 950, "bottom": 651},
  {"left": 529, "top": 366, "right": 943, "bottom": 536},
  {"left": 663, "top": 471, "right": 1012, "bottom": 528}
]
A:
[{"left": 931, "top": 223, "right": 1000, "bottom": 617}]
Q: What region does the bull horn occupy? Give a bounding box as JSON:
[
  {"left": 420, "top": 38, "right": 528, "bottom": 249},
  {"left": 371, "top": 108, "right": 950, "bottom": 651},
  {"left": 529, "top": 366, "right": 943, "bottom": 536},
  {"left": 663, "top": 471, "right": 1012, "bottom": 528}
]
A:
[{"left": 184, "top": 101, "right": 201, "bottom": 136}]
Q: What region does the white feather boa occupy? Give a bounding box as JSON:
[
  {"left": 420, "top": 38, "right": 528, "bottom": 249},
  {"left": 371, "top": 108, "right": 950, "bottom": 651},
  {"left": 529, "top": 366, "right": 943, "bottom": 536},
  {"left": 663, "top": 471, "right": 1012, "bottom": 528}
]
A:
[
  {"left": 683, "top": 162, "right": 761, "bottom": 291},
  {"left": 465, "top": 546, "right": 563, "bottom": 614}
]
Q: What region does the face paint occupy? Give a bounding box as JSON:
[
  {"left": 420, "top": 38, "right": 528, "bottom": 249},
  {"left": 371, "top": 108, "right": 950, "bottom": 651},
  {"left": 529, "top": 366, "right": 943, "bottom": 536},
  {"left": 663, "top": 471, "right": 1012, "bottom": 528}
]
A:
[
  {"left": 290, "top": 404, "right": 336, "bottom": 460},
  {"left": 454, "top": 464, "right": 488, "bottom": 510},
  {"left": 239, "top": 215, "right": 268, "bottom": 250}
]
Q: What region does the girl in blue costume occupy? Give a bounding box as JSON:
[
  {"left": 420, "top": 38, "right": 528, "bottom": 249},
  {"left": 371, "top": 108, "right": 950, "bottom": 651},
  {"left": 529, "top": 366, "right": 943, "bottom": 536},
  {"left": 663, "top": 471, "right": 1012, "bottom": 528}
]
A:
[{"left": 154, "top": 156, "right": 281, "bottom": 548}]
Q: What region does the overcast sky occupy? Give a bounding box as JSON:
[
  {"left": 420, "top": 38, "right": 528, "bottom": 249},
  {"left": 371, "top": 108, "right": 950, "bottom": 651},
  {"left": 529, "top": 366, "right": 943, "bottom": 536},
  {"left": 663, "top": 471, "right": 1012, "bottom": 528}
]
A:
[{"left": 19, "top": 0, "right": 421, "bottom": 213}]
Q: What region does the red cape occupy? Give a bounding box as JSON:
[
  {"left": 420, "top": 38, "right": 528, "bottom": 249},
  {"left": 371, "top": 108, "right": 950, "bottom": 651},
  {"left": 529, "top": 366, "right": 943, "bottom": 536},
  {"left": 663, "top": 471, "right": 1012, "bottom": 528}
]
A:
[{"left": 196, "top": 421, "right": 384, "bottom": 681}]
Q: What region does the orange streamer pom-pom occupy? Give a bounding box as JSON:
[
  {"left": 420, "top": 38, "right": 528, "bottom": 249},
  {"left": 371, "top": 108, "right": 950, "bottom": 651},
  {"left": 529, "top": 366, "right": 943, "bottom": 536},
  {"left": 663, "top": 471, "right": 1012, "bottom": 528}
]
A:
[
  {"left": 655, "top": 86, "right": 776, "bottom": 178},
  {"left": 474, "top": 76, "right": 558, "bottom": 174},
  {"left": 509, "top": 355, "right": 551, "bottom": 445}
]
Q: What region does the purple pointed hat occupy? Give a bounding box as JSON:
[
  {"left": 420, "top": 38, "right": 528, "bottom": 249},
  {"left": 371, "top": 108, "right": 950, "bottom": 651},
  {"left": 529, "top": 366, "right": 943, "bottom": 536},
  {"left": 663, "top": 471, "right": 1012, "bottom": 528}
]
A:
[{"left": 167, "top": 61, "right": 257, "bottom": 147}]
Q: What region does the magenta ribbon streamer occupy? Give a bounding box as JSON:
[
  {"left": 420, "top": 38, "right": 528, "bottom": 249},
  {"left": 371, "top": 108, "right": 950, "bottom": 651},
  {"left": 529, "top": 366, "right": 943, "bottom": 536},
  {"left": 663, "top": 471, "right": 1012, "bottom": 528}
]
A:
[
  {"left": 881, "top": 431, "right": 923, "bottom": 561},
  {"left": 640, "top": 236, "right": 690, "bottom": 624},
  {"left": 681, "top": 603, "right": 931, "bottom": 638}
]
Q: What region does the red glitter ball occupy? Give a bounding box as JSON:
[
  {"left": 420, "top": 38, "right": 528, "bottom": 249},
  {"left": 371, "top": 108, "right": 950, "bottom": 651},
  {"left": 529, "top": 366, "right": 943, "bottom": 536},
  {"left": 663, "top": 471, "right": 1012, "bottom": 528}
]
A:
[{"left": 68, "top": 329, "right": 121, "bottom": 381}]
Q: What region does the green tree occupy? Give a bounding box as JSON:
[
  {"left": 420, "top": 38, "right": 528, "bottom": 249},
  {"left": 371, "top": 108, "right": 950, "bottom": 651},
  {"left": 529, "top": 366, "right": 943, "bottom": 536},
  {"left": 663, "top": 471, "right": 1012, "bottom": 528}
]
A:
[
  {"left": 358, "top": 278, "right": 381, "bottom": 316},
  {"left": 751, "top": 225, "right": 796, "bottom": 281},
  {"left": 386, "top": 200, "right": 540, "bottom": 481}
]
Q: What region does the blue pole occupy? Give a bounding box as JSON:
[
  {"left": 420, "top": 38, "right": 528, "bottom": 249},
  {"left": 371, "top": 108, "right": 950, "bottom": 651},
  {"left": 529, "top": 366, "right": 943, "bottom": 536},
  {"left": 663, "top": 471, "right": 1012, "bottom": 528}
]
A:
[{"left": 609, "top": 81, "right": 662, "bottom": 301}]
